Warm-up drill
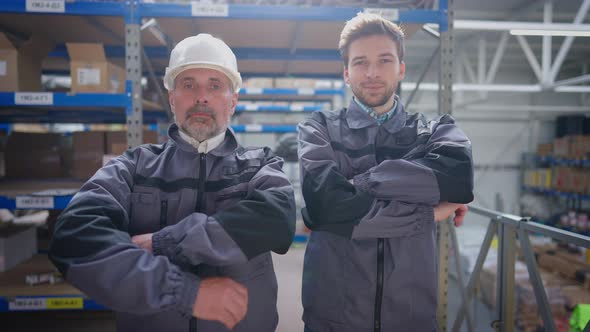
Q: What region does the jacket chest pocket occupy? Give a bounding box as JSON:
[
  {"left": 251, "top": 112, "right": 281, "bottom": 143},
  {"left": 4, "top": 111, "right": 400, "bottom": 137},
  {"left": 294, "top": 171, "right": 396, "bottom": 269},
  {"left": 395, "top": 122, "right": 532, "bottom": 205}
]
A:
[
  {"left": 129, "top": 192, "right": 160, "bottom": 235},
  {"left": 130, "top": 192, "right": 181, "bottom": 235}
]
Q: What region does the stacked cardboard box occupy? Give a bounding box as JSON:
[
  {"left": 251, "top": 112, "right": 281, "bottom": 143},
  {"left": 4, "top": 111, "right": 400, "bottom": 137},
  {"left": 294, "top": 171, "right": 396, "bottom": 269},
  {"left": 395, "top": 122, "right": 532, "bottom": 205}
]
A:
[
  {"left": 4, "top": 132, "right": 64, "bottom": 179},
  {"left": 537, "top": 143, "right": 553, "bottom": 157},
  {"left": 0, "top": 33, "right": 54, "bottom": 92},
  {"left": 66, "top": 43, "right": 125, "bottom": 94},
  {"left": 553, "top": 167, "right": 590, "bottom": 194},
  {"left": 0, "top": 224, "right": 37, "bottom": 272},
  {"left": 70, "top": 130, "right": 158, "bottom": 180}
]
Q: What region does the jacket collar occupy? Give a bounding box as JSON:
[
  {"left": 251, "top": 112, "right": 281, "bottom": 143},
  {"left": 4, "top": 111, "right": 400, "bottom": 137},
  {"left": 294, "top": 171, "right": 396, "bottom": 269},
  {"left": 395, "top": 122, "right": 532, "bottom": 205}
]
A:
[
  {"left": 345, "top": 95, "right": 407, "bottom": 133},
  {"left": 168, "top": 123, "right": 238, "bottom": 157}
]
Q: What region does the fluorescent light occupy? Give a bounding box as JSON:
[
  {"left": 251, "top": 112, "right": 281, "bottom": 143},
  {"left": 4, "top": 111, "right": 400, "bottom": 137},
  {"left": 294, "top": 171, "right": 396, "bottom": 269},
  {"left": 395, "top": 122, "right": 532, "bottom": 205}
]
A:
[{"left": 510, "top": 29, "right": 590, "bottom": 37}]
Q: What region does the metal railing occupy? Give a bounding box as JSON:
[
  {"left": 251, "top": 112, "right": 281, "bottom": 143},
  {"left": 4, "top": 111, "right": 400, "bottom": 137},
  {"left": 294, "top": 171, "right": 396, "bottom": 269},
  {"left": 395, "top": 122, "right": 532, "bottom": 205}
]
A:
[{"left": 448, "top": 205, "right": 590, "bottom": 332}]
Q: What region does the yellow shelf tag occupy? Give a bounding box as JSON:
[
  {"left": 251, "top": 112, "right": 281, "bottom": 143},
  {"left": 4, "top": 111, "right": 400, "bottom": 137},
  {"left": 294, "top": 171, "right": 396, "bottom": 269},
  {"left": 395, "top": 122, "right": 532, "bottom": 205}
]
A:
[{"left": 46, "top": 297, "right": 83, "bottom": 310}]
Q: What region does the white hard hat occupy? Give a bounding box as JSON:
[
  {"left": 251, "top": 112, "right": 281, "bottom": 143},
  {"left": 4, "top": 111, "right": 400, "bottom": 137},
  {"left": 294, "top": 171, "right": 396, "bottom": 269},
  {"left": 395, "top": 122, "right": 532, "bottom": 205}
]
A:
[{"left": 163, "top": 34, "right": 242, "bottom": 93}]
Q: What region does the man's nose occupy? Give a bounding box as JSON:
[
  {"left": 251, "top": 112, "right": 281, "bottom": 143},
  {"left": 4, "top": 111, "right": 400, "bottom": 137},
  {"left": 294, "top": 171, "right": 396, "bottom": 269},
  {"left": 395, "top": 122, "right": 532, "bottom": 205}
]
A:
[
  {"left": 194, "top": 88, "right": 209, "bottom": 104},
  {"left": 365, "top": 63, "right": 379, "bottom": 79}
]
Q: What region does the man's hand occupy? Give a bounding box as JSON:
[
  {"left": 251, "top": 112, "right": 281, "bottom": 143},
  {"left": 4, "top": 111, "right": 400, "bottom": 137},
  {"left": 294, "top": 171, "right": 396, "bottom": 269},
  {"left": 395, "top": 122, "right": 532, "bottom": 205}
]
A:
[
  {"left": 131, "top": 233, "right": 153, "bottom": 252},
  {"left": 193, "top": 277, "right": 248, "bottom": 330},
  {"left": 434, "top": 202, "right": 468, "bottom": 227}
]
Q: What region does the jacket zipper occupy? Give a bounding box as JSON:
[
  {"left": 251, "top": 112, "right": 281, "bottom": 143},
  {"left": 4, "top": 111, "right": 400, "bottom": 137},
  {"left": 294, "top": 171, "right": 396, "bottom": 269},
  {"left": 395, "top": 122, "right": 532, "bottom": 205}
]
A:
[
  {"left": 191, "top": 153, "right": 207, "bottom": 332},
  {"left": 374, "top": 238, "right": 385, "bottom": 332},
  {"left": 159, "top": 200, "right": 168, "bottom": 230},
  {"left": 195, "top": 153, "right": 206, "bottom": 212}
]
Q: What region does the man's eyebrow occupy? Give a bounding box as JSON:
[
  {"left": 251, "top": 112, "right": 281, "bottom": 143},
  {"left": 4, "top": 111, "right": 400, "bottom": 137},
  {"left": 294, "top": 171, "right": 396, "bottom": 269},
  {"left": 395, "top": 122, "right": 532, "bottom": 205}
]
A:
[
  {"left": 181, "top": 77, "right": 194, "bottom": 81},
  {"left": 209, "top": 77, "right": 223, "bottom": 83},
  {"left": 379, "top": 52, "right": 396, "bottom": 58},
  {"left": 351, "top": 55, "right": 367, "bottom": 62}
]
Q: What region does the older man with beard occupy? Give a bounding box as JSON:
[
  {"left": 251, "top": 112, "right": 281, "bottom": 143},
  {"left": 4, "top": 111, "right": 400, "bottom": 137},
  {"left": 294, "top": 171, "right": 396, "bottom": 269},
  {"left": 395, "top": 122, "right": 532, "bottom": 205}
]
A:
[{"left": 49, "top": 34, "right": 296, "bottom": 332}]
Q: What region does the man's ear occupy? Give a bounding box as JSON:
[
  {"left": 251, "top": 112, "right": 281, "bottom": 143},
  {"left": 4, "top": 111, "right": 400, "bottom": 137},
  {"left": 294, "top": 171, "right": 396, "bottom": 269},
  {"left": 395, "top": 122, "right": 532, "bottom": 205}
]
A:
[
  {"left": 343, "top": 66, "right": 350, "bottom": 85},
  {"left": 228, "top": 93, "right": 238, "bottom": 116},
  {"left": 168, "top": 90, "right": 175, "bottom": 113},
  {"left": 399, "top": 61, "right": 406, "bottom": 80}
]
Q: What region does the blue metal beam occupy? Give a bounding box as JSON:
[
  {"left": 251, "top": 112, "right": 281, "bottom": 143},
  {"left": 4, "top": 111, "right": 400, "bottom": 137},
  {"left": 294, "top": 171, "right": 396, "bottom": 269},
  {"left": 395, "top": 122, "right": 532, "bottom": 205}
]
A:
[
  {"left": 49, "top": 45, "right": 339, "bottom": 61},
  {"left": 138, "top": 3, "right": 444, "bottom": 24},
  {"left": 0, "top": 0, "right": 125, "bottom": 16}
]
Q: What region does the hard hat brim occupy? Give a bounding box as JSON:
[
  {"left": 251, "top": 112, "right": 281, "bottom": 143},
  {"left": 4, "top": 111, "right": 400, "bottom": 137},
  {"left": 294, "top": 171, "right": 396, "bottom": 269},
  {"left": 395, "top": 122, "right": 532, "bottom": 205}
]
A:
[{"left": 164, "top": 62, "right": 242, "bottom": 93}]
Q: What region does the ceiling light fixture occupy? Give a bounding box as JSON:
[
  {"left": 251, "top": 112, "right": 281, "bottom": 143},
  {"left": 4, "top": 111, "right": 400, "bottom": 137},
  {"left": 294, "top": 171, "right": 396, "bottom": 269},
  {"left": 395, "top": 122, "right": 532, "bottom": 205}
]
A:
[{"left": 509, "top": 29, "right": 590, "bottom": 37}]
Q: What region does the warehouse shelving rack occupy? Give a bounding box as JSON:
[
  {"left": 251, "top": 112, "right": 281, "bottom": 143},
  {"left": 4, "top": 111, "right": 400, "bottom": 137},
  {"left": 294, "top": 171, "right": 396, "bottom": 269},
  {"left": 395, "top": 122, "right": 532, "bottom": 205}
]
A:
[{"left": 0, "top": 0, "right": 452, "bottom": 318}]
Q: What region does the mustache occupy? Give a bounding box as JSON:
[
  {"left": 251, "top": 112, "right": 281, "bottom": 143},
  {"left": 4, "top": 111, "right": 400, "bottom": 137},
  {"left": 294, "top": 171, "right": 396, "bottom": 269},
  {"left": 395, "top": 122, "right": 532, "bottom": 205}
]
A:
[
  {"left": 361, "top": 80, "right": 386, "bottom": 86},
  {"left": 186, "top": 105, "right": 215, "bottom": 119}
]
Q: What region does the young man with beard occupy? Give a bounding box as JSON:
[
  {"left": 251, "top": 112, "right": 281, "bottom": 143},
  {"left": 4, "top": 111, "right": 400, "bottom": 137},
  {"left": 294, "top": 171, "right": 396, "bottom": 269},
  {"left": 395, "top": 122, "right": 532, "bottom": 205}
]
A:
[
  {"left": 298, "top": 13, "right": 474, "bottom": 332},
  {"left": 50, "top": 34, "right": 296, "bottom": 332}
]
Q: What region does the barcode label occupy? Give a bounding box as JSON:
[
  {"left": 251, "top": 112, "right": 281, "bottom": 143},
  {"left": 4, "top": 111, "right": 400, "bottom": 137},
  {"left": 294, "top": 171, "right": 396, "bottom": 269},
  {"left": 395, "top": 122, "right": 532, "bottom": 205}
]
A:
[
  {"left": 191, "top": 1, "right": 229, "bottom": 17},
  {"left": 9, "top": 298, "right": 46, "bottom": 311},
  {"left": 291, "top": 105, "right": 304, "bottom": 111},
  {"left": 78, "top": 68, "right": 101, "bottom": 86},
  {"left": 244, "top": 88, "right": 263, "bottom": 95},
  {"left": 26, "top": 0, "right": 65, "bottom": 13},
  {"left": 46, "top": 297, "right": 83, "bottom": 310},
  {"left": 297, "top": 88, "right": 315, "bottom": 95},
  {"left": 244, "top": 124, "right": 263, "bottom": 132},
  {"left": 14, "top": 93, "right": 54, "bottom": 105},
  {"left": 363, "top": 8, "right": 399, "bottom": 21},
  {"left": 0, "top": 61, "right": 6, "bottom": 76},
  {"left": 16, "top": 196, "right": 54, "bottom": 209},
  {"left": 245, "top": 104, "right": 258, "bottom": 111}
]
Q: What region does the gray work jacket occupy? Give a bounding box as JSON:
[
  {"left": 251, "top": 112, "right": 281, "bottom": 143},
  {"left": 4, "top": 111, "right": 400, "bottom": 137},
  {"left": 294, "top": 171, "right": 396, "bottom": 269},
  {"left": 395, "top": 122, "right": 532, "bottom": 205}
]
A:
[
  {"left": 298, "top": 98, "right": 474, "bottom": 332},
  {"left": 49, "top": 124, "right": 296, "bottom": 332}
]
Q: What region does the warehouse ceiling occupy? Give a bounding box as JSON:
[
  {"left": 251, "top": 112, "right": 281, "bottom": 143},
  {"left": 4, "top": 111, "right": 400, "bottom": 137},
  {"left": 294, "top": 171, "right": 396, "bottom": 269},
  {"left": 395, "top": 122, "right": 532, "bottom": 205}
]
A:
[{"left": 0, "top": 0, "right": 588, "bottom": 93}]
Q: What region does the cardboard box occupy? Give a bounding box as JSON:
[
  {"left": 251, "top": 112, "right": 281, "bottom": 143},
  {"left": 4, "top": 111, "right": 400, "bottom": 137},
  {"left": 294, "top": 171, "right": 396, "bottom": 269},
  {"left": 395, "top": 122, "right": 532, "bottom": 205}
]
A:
[
  {"left": 0, "top": 33, "right": 54, "bottom": 92},
  {"left": 66, "top": 43, "right": 125, "bottom": 94},
  {"left": 70, "top": 131, "right": 105, "bottom": 180},
  {"left": 105, "top": 130, "right": 158, "bottom": 155},
  {"left": 4, "top": 132, "right": 62, "bottom": 179},
  {"left": 0, "top": 224, "right": 37, "bottom": 272}
]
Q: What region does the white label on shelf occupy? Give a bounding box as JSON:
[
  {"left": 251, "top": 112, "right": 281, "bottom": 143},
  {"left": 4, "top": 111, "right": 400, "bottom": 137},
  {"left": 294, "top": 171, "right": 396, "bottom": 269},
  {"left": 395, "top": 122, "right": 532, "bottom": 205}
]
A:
[
  {"left": 297, "top": 88, "right": 315, "bottom": 96},
  {"left": 77, "top": 68, "right": 101, "bottom": 86},
  {"left": 9, "top": 297, "right": 47, "bottom": 311},
  {"left": 26, "top": 0, "right": 65, "bottom": 13},
  {"left": 16, "top": 196, "right": 54, "bottom": 209},
  {"left": 245, "top": 104, "right": 258, "bottom": 111},
  {"left": 0, "top": 61, "right": 6, "bottom": 76},
  {"left": 14, "top": 93, "right": 54, "bottom": 105},
  {"left": 291, "top": 104, "right": 304, "bottom": 111},
  {"left": 244, "top": 88, "right": 263, "bottom": 95},
  {"left": 191, "top": 1, "right": 229, "bottom": 17},
  {"left": 363, "top": 8, "right": 399, "bottom": 21},
  {"left": 244, "top": 124, "right": 263, "bottom": 132}
]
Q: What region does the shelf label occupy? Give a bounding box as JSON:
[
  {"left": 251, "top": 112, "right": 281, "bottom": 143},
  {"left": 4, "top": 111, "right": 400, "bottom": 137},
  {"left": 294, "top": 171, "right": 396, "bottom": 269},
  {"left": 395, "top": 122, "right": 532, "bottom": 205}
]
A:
[
  {"left": 297, "top": 88, "right": 315, "bottom": 96},
  {"left": 363, "top": 8, "right": 399, "bottom": 21},
  {"left": 77, "top": 68, "right": 101, "bottom": 86},
  {"left": 244, "top": 88, "right": 263, "bottom": 95},
  {"left": 291, "top": 105, "right": 305, "bottom": 111},
  {"left": 26, "top": 0, "right": 65, "bottom": 13},
  {"left": 0, "top": 61, "right": 6, "bottom": 76},
  {"left": 14, "top": 93, "right": 54, "bottom": 105},
  {"left": 9, "top": 298, "right": 46, "bottom": 311},
  {"left": 191, "top": 1, "right": 229, "bottom": 17},
  {"left": 16, "top": 196, "right": 54, "bottom": 209},
  {"left": 46, "top": 297, "right": 83, "bottom": 310},
  {"left": 244, "top": 104, "right": 258, "bottom": 111},
  {"left": 244, "top": 124, "right": 263, "bottom": 132}
]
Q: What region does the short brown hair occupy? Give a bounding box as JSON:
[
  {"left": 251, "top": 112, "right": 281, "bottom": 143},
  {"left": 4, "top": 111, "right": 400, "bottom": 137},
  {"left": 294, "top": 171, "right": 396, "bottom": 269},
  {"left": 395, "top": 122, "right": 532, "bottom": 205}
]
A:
[{"left": 338, "top": 12, "right": 405, "bottom": 68}]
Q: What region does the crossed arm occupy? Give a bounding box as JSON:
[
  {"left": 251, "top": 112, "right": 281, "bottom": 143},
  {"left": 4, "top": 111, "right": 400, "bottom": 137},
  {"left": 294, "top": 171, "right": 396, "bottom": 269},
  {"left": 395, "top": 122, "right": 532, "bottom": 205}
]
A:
[{"left": 298, "top": 112, "right": 474, "bottom": 239}]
